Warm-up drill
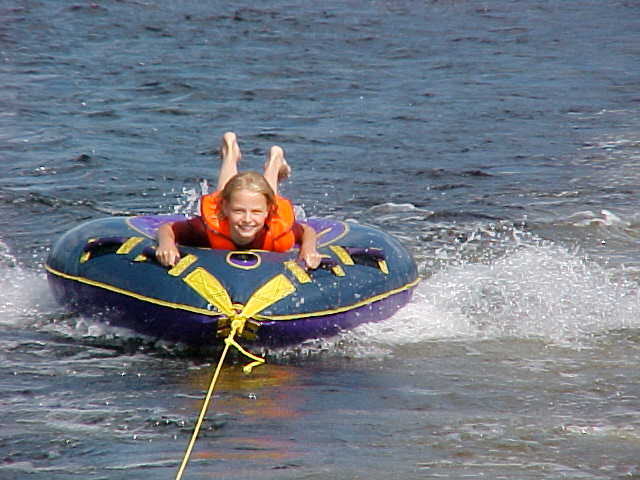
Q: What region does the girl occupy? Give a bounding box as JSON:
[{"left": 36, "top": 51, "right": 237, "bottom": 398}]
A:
[{"left": 155, "top": 132, "right": 321, "bottom": 269}]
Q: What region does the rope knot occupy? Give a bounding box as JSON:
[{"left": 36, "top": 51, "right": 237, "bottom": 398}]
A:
[{"left": 230, "top": 316, "right": 246, "bottom": 335}]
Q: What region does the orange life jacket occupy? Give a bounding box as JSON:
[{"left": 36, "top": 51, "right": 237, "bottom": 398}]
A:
[{"left": 200, "top": 192, "right": 296, "bottom": 252}]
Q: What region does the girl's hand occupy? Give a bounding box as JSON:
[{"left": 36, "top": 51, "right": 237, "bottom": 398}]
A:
[
  {"left": 298, "top": 246, "right": 322, "bottom": 270},
  {"left": 156, "top": 222, "right": 181, "bottom": 267},
  {"left": 294, "top": 222, "right": 321, "bottom": 269},
  {"left": 155, "top": 243, "right": 181, "bottom": 267}
]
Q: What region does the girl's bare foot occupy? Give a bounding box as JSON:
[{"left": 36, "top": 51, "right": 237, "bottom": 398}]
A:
[
  {"left": 265, "top": 145, "right": 291, "bottom": 182},
  {"left": 220, "top": 131, "right": 241, "bottom": 164}
]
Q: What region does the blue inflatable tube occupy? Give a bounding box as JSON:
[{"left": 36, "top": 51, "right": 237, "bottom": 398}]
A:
[{"left": 45, "top": 215, "right": 419, "bottom": 347}]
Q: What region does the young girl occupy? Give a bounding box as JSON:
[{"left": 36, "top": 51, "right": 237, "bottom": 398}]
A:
[{"left": 155, "top": 132, "right": 321, "bottom": 269}]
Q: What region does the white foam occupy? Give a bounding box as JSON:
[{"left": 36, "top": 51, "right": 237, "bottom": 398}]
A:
[
  {"left": 366, "top": 202, "right": 433, "bottom": 215},
  {"left": 566, "top": 209, "right": 631, "bottom": 228},
  {"left": 335, "top": 242, "right": 639, "bottom": 353},
  {"left": 0, "top": 243, "right": 57, "bottom": 327}
]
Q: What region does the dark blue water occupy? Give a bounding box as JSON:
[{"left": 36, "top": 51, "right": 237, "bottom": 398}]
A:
[{"left": 2, "top": 1, "right": 640, "bottom": 478}]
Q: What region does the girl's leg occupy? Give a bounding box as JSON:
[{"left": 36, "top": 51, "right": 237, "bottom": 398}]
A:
[
  {"left": 263, "top": 145, "right": 291, "bottom": 197},
  {"left": 216, "top": 131, "right": 242, "bottom": 191}
]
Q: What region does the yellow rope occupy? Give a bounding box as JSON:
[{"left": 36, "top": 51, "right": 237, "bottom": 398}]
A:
[{"left": 175, "top": 318, "right": 265, "bottom": 480}]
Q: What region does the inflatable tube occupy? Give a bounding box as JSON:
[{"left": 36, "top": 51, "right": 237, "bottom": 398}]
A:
[{"left": 45, "top": 215, "right": 419, "bottom": 347}]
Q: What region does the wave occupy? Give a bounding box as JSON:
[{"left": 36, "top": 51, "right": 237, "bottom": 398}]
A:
[
  {"left": 542, "top": 209, "right": 640, "bottom": 229},
  {"left": 320, "top": 241, "right": 639, "bottom": 357}
]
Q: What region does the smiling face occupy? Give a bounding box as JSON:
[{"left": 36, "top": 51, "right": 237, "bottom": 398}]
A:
[{"left": 221, "top": 188, "right": 270, "bottom": 246}]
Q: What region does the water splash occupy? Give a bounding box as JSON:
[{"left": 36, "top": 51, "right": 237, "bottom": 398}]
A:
[
  {"left": 0, "top": 242, "right": 56, "bottom": 327},
  {"left": 0, "top": 241, "right": 152, "bottom": 353},
  {"left": 335, "top": 242, "right": 639, "bottom": 355},
  {"left": 171, "top": 179, "right": 210, "bottom": 216}
]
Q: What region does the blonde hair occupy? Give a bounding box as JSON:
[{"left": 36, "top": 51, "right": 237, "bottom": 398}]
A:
[{"left": 220, "top": 171, "right": 275, "bottom": 210}]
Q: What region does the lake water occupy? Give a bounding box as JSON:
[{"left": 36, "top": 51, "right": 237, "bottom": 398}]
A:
[{"left": 2, "top": 1, "right": 640, "bottom": 479}]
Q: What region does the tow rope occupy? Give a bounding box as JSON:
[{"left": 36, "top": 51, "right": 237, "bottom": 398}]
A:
[
  {"left": 174, "top": 317, "right": 265, "bottom": 480},
  {"left": 174, "top": 272, "right": 296, "bottom": 478}
]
